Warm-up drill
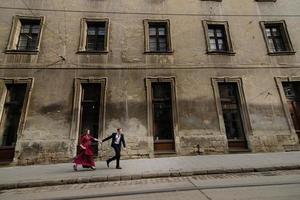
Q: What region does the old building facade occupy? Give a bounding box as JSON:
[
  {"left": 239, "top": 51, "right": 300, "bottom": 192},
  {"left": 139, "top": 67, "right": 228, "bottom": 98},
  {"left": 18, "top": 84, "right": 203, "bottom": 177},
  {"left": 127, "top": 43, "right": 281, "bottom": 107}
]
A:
[{"left": 0, "top": 0, "right": 299, "bottom": 165}]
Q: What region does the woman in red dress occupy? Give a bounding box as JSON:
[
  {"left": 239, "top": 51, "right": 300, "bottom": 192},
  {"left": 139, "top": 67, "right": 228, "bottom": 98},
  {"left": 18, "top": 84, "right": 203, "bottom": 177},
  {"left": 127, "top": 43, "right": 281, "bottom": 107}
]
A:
[{"left": 73, "top": 129, "right": 99, "bottom": 170}]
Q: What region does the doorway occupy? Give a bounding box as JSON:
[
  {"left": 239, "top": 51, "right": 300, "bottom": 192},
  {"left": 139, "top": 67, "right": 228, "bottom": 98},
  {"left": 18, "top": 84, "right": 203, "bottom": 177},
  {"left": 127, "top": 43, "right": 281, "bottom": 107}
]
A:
[
  {"left": 218, "top": 82, "right": 248, "bottom": 150},
  {"left": 0, "top": 83, "right": 27, "bottom": 163},
  {"left": 282, "top": 82, "right": 300, "bottom": 142},
  {"left": 151, "top": 82, "right": 175, "bottom": 153},
  {"left": 77, "top": 83, "right": 101, "bottom": 156}
]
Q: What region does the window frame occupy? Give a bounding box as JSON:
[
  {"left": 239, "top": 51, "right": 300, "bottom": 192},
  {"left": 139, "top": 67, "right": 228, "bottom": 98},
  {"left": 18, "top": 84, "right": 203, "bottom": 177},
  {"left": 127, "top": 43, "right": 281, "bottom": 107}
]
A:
[
  {"left": 260, "top": 20, "right": 295, "bottom": 55},
  {"left": 78, "top": 18, "right": 110, "bottom": 54},
  {"left": 143, "top": 19, "right": 173, "bottom": 54},
  {"left": 202, "top": 20, "right": 235, "bottom": 55},
  {"left": 6, "top": 16, "right": 45, "bottom": 54}
]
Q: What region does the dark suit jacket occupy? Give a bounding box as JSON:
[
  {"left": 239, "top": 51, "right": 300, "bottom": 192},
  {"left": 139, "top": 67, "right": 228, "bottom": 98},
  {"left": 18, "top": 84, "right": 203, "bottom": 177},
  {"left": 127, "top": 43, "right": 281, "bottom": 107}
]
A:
[{"left": 102, "top": 133, "right": 126, "bottom": 148}]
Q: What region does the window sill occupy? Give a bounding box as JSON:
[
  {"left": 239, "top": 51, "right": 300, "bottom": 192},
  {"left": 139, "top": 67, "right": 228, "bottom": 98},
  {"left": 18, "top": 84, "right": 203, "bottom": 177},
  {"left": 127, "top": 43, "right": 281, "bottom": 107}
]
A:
[
  {"left": 154, "top": 139, "right": 174, "bottom": 143},
  {"left": 255, "top": 0, "right": 276, "bottom": 2},
  {"left": 144, "top": 51, "right": 174, "bottom": 55},
  {"left": 5, "top": 49, "right": 39, "bottom": 55},
  {"left": 0, "top": 146, "right": 15, "bottom": 149},
  {"left": 77, "top": 50, "right": 109, "bottom": 54},
  {"left": 227, "top": 139, "right": 247, "bottom": 142},
  {"left": 201, "top": 0, "right": 222, "bottom": 2},
  {"left": 268, "top": 51, "right": 296, "bottom": 56},
  {"left": 206, "top": 51, "right": 236, "bottom": 56}
]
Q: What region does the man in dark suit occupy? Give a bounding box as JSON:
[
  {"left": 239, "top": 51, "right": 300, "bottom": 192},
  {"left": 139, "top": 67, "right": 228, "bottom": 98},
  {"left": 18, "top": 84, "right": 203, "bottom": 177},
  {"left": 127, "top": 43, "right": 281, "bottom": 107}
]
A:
[{"left": 102, "top": 128, "right": 126, "bottom": 169}]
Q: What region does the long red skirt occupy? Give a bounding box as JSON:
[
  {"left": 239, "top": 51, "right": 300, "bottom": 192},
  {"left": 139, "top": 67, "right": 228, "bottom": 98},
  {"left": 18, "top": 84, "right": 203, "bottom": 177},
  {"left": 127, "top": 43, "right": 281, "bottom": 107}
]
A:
[{"left": 73, "top": 148, "right": 95, "bottom": 167}]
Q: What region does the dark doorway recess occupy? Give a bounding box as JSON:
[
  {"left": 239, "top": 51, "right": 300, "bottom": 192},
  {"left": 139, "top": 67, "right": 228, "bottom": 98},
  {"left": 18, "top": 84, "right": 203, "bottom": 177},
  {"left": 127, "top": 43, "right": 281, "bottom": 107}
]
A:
[
  {"left": 78, "top": 83, "right": 101, "bottom": 156},
  {"left": 151, "top": 82, "right": 175, "bottom": 153},
  {"left": 218, "top": 82, "right": 249, "bottom": 151},
  {"left": 0, "top": 84, "right": 27, "bottom": 163},
  {"left": 283, "top": 82, "right": 300, "bottom": 142}
]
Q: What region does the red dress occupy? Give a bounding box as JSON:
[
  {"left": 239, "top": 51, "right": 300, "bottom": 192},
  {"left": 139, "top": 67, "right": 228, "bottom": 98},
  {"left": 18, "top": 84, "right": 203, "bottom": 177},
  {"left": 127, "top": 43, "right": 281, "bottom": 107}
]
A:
[{"left": 73, "top": 134, "right": 96, "bottom": 167}]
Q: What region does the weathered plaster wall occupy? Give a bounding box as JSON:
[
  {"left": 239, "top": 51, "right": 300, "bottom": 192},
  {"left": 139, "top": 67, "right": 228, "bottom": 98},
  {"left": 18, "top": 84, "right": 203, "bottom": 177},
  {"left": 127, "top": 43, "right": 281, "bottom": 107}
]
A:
[{"left": 0, "top": 0, "right": 299, "bottom": 164}]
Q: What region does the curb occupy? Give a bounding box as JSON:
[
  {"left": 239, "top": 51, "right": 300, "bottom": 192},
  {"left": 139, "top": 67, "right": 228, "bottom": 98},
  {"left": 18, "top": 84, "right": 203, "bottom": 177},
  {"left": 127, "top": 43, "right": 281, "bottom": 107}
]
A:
[{"left": 1, "top": 165, "right": 300, "bottom": 190}]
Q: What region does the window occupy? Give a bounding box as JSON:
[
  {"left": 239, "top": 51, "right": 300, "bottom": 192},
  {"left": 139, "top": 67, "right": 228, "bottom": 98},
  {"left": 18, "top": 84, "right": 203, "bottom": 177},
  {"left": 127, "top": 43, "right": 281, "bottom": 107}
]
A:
[
  {"left": 149, "top": 23, "right": 168, "bottom": 52},
  {"left": 6, "top": 16, "right": 44, "bottom": 53},
  {"left": 86, "top": 22, "right": 106, "bottom": 51},
  {"left": 78, "top": 18, "right": 109, "bottom": 53},
  {"left": 208, "top": 25, "right": 227, "bottom": 51},
  {"left": 17, "top": 20, "right": 41, "bottom": 51},
  {"left": 203, "top": 21, "right": 234, "bottom": 55},
  {"left": 260, "top": 21, "right": 295, "bottom": 55},
  {"left": 144, "top": 20, "right": 172, "bottom": 53}
]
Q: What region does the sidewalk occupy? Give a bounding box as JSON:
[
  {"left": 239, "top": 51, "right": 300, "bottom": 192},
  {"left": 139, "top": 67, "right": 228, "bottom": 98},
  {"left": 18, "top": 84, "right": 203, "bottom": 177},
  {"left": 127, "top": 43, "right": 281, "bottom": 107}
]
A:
[{"left": 0, "top": 151, "right": 300, "bottom": 190}]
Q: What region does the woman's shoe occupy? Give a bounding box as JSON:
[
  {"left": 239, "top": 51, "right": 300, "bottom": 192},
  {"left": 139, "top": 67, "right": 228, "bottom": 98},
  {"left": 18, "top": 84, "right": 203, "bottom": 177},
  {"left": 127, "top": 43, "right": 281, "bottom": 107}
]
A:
[
  {"left": 90, "top": 166, "right": 96, "bottom": 170},
  {"left": 73, "top": 164, "right": 78, "bottom": 171}
]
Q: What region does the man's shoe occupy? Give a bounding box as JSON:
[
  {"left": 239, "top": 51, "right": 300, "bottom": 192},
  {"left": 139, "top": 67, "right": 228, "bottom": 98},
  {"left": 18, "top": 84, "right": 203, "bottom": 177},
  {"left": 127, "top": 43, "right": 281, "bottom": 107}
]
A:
[
  {"left": 73, "top": 164, "right": 77, "bottom": 171},
  {"left": 106, "top": 160, "right": 110, "bottom": 168},
  {"left": 116, "top": 166, "right": 122, "bottom": 169}
]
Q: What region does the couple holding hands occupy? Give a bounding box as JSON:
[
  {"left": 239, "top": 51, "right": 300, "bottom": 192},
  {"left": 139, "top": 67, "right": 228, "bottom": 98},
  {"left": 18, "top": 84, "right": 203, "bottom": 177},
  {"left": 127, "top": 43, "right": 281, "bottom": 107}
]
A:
[{"left": 73, "top": 128, "right": 126, "bottom": 171}]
